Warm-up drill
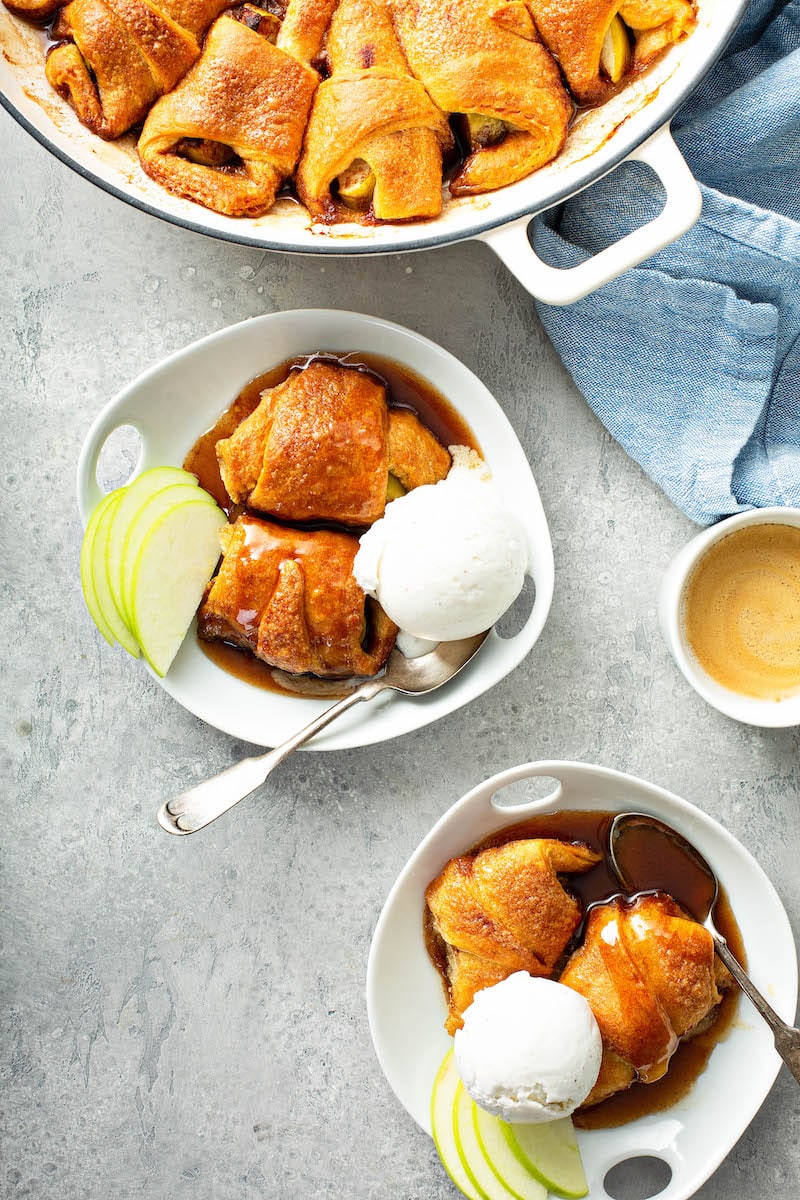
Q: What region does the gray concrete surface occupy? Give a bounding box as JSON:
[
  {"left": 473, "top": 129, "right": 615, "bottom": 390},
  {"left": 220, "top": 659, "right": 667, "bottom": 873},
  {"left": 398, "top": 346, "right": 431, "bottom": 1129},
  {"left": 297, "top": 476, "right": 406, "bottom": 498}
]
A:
[{"left": 2, "top": 108, "right": 799, "bottom": 1200}]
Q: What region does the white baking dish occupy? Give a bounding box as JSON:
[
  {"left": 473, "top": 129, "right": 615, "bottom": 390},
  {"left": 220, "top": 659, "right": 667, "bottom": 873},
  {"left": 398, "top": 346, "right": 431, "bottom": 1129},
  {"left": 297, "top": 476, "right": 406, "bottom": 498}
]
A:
[{"left": 1, "top": 0, "right": 748, "bottom": 303}]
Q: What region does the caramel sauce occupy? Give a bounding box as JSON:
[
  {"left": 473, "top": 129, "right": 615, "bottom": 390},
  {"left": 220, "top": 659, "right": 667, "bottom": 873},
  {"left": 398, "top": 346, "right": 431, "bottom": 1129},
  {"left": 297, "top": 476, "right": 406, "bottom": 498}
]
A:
[
  {"left": 199, "top": 638, "right": 357, "bottom": 699},
  {"left": 425, "top": 810, "right": 744, "bottom": 1130},
  {"left": 184, "top": 352, "right": 480, "bottom": 698}
]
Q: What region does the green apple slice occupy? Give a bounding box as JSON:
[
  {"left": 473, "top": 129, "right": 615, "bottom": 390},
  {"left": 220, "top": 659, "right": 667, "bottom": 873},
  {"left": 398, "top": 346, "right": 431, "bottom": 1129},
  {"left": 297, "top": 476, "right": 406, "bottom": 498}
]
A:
[
  {"left": 463, "top": 112, "right": 507, "bottom": 149},
  {"left": 502, "top": 1118, "right": 588, "bottom": 1199},
  {"left": 454, "top": 1082, "right": 518, "bottom": 1200},
  {"left": 473, "top": 1107, "right": 546, "bottom": 1200},
  {"left": 107, "top": 466, "right": 200, "bottom": 619},
  {"left": 128, "top": 498, "right": 227, "bottom": 677},
  {"left": 386, "top": 473, "right": 407, "bottom": 502},
  {"left": 431, "top": 1051, "right": 483, "bottom": 1200},
  {"left": 91, "top": 491, "right": 141, "bottom": 658},
  {"left": 80, "top": 493, "right": 117, "bottom": 645},
  {"left": 120, "top": 482, "right": 216, "bottom": 626},
  {"left": 337, "top": 158, "right": 375, "bottom": 209},
  {"left": 600, "top": 15, "right": 631, "bottom": 83}
]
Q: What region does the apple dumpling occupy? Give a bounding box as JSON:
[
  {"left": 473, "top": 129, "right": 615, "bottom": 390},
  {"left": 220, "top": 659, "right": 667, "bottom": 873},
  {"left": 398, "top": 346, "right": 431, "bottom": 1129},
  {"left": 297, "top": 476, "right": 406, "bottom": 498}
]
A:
[
  {"left": 296, "top": 0, "right": 453, "bottom": 222},
  {"left": 197, "top": 514, "right": 398, "bottom": 677},
  {"left": 390, "top": 0, "right": 573, "bottom": 195},
  {"left": 525, "top": 0, "right": 698, "bottom": 105},
  {"left": 426, "top": 838, "right": 601, "bottom": 1034},
  {"left": 216, "top": 360, "right": 451, "bottom": 526},
  {"left": 45, "top": 0, "right": 231, "bottom": 140},
  {"left": 137, "top": 1, "right": 336, "bottom": 217},
  {"left": 560, "top": 892, "right": 725, "bottom": 1105}
]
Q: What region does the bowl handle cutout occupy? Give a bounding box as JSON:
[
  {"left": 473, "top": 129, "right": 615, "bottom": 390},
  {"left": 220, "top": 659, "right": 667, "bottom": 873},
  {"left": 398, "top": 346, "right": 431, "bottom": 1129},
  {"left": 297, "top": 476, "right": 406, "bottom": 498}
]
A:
[
  {"left": 489, "top": 772, "right": 563, "bottom": 811},
  {"left": 491, "top": 520, "right": 553, "bottom": 660},
  {"left": 77, "top": 418, "right": 145, "bottom": 524},
  {"left": 482, "top": 125, "right": 701, "bottom": 306},
  {"left": 496, "top": 575, "right": 535, "bottom": 640},
  {"left": 602, "top": 1156, "right": 673, "bottom": 1200}
]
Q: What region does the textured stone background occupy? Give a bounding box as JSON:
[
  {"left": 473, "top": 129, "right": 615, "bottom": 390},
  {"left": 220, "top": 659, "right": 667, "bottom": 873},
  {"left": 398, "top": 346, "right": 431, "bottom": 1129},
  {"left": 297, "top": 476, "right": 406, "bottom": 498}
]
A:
[{"left": 2, "top": 109, "right": 799, "bottom": 1200}]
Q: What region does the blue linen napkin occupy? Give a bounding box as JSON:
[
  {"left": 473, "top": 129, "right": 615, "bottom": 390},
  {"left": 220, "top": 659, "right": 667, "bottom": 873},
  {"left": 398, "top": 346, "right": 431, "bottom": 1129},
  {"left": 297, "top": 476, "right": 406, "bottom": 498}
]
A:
[{"left": 533, "top": 0, "right": 800, "bottom": 525}]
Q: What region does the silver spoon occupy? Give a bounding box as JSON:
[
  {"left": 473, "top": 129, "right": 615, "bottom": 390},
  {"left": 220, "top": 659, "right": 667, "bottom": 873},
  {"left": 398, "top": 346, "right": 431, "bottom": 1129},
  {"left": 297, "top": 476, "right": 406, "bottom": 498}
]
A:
[
  {"left": 609, "top": 812, "right": 800, "bottom": 1086},
  {"left": 157, "top": 631, "right": 489, "bottom": 836}
]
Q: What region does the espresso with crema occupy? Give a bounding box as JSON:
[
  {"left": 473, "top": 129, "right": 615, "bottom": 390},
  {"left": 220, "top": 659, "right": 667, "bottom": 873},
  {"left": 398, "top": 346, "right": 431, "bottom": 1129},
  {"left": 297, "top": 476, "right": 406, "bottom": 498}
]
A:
[{"left": 682, "top": 523, "right": 800, "bottom": 700}]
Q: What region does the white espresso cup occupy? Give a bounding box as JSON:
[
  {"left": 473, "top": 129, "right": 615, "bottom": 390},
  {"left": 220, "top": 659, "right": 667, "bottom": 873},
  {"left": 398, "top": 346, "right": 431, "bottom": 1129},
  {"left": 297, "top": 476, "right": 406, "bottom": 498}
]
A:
[{"left": 659, "top": 507, "right": 800, "bottom": 727}]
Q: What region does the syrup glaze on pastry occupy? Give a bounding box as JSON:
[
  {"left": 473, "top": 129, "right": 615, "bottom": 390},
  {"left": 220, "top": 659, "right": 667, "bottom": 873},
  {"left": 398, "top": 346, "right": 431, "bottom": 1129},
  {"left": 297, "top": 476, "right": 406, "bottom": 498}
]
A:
[
  {"left": 216, "top": 358, "right": 450, "bottom": 524},
  {"left": 560, "top": 892, "right": 723, "bottom": 1106},
  {"left": 198, "top": 515, "right": 397, "bottom": 676},
  {"left": 8, "top": 0, "right": 698, "bottom": 220},
  {"left": 424, "top": 809, "right": 742, "bottom": 1128},
  {"left": 185, "top": 352, "right": 477, "bottom": 692}
]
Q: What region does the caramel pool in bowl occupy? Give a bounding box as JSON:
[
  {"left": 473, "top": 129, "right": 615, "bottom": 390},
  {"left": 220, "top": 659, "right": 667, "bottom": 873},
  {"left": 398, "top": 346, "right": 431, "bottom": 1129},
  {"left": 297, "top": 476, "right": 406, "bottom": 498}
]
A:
[{"left": 682, "top": 523, "right": 800, "bottom": 701}]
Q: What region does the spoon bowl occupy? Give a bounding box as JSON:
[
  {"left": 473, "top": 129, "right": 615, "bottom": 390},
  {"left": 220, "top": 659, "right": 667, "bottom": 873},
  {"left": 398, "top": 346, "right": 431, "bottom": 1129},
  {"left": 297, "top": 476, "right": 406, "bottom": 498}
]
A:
[
  {"left": 609, "top": 811, "right": 719, "bottom": 923},
  {"left": 379, "top": 633, "right": 490, "bottom": 694},
  {"left": 609, "top": 811, "right": 800, "bottom": 1087}
]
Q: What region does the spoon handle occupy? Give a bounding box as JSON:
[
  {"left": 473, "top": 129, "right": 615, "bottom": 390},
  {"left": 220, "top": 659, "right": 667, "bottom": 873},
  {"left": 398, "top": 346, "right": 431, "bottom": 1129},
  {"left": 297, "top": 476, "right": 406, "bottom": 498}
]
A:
[
  {"left": 157, "top": 678, "right": 387, "bottom": 836},
  {"left": 712, "top": 933, "right": 800, "bottom": 1085}
]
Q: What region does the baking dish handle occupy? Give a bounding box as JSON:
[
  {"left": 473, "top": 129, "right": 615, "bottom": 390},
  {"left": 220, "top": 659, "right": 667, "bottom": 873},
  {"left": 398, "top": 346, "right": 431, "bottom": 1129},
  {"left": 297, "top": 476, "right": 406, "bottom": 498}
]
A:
[
  {"left": 481, "top": 124, "right": 701, "bottom": 306},
  {"left": 76, "top": 406, "right": 145, "bottom": 525}
]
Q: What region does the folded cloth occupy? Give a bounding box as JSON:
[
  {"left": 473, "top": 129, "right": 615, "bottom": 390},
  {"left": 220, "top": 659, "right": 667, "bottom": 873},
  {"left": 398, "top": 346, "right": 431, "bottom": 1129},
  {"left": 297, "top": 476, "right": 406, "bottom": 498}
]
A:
[{"left": 533, "top": 0, "right": 800, "bottom": 525}]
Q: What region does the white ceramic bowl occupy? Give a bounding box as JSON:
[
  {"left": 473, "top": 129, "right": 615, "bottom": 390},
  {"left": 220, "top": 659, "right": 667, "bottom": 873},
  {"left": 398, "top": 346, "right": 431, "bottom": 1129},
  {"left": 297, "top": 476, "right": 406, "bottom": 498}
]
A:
[
  {"left": 659, "top": 507, "right": 800, "bottom": 727},
  {"left": 367, "top": 760, "right": 798, "bottom": 1200},
  {"left": 76, "top": 309, "right": 554, "bottom": 749}
]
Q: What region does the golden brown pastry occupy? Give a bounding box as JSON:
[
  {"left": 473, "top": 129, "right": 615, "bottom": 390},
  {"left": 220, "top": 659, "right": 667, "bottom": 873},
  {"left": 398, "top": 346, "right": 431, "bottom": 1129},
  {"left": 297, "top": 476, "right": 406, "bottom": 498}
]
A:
[
  {"left": 296, "top": 0, "right": 453, "bottom": 222},
  {"left": 526, "top": 0, "right": 697, "bottom": 105},
  {"left": 385, "top": 408, "right": 451, "bottom": 494},
  {"left": 44, "top": 0, "right": 229, "bottom": 139},
  {"left": 10, "top": 0, "right": 702, "bottom": 222},
  {"left": 560, "top": 893, "right": 722, "bottom": 1105},
  {"left": 426, "top": 838, "right": 601, "bottom": 1034},
  {"left": 390, "top": 0, "right": 572, "bottom": 195},
  {"left": 4, "top": 0, "right": 63, "bottom": 21},
  {"left": 137, "top": 1, "right": 337, "bottom": 217},
  {"left": 216, "top": 360, "right": 451, "bottom": 525},
  {"left": 198, "top": 515, "right": 398, "bottom": 676}
]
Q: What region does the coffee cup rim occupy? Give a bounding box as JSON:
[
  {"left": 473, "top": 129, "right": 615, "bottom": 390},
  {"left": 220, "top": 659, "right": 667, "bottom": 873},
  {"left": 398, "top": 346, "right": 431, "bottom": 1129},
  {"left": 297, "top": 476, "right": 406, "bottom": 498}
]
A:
[{"left": 659, "top": 507, "right": 800, "bottom": 727}]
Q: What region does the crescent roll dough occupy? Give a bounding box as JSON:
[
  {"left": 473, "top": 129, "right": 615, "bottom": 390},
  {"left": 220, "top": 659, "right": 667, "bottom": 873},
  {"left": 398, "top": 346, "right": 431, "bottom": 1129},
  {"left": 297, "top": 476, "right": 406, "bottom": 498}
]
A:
[
  {"left": 296, "top": 0, "right": 453, "bottom": 222},
  {"left": 391, "top": 0, "right": 572, "bottom": 195},
  {"left": 426, "top": 838, "right": 601, "bottom": 1034},
  {"left": 5, "top": 0, "right": 63, "bottom": 21},
  {"left": 198, "top": 515, "right": 398, "bottom": 677},
  {"left": 137, "top": 1, "right": 336, "bottom": 217},
  {"left": 45, "top": 0, "right": 228, "bottom": 139},
  {"left": 216, "top": 360, "right": 450, "bottom": 525},
  {"left": 527, "top": 0, "right": 697, "bottom": 105},
  {"left": 560, "top": 894, "right": 722, "bottom": 1105}
]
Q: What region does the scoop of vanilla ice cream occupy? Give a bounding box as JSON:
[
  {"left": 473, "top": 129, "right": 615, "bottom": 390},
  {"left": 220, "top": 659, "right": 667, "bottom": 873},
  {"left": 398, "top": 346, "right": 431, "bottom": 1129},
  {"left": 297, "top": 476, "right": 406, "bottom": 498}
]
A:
[
  {"left": 454, "top": 973, "right": 602, "bottom": 1123},
  {"left": 353, "top": 450, "right": 528, "bottom": 642}
]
